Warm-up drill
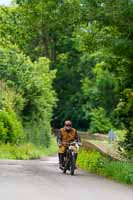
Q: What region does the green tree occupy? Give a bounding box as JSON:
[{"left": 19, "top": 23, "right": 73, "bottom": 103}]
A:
[
  {"left": 1, "top": 1, "right": 133, "bottom": 153},
  {"left": 116, "top": 89, "right": 133, "bottom": 158},
  {"left": 0, "top": 44, "right": 56, "bottom": 146},
  {"left": 0, "top": 81, "right": 24, "bottom": 144}
]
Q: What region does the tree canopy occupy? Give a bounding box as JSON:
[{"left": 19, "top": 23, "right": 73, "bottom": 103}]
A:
[{"left": 0, "top": 0, "right": 133, "bottom": 156}]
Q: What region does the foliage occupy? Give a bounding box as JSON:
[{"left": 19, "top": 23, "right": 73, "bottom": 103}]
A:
[
  {"left": 0, "top": 0, "right": 133, "bottom": 158},
  {"left": 0, "top": 143, "right": 43, "bottom": 160},
  {"left": 0, "top": 81, "right": 24, "bottom": 144},
  {"left": 0, "top": 110, "right": 23, "bottom": 144},
  {"left": 11, "top": 0, "right": 82, "bottom": 60},
  {"left": 77, "top": 149, "right": 104, "bottom": 173},
  {"left": 0, "top": 43, "right": 56, "bottom": 146},
  {"left": 89, "top": 107, "right": 112, "bottom": 133},
  {"left": 0, "top": 137, "right": 57, "bottom": 159},
  {"left": 52, "top": 1, "right": 132, "bottom": 130},
  {"left": 114, "top": 129, "right": 127, "bottom": 142},
  {"left": 0, "top": 80, "right": 25, "bottom": 116},
  {"left": 77, "top": 149, "right": 133, "bottom": 184},
  {"left": 101, "top": 160, "right": 133, "bottom": 184},
  {"left": 115, "top": 89, "right": 133, "bottom": 158}
]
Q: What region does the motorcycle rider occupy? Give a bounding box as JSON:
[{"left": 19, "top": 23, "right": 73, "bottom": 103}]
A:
[{"left": 57, "top": 120, "right": 81, "bottom": 170}]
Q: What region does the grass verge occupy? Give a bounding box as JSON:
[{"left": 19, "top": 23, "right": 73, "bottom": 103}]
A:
[
  {"left": 0, "top": 137, "right": 57, "bottom": 160},
  {"left": 77, "top": 149, "right": 133, "bottom": 185}
]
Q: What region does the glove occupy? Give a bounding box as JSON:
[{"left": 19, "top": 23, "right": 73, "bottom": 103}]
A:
[
  {"left": 77, "top": 142, "right": 82, "bottom": 146},
  {"left": 58, "top": 143, "right": 62, "bottom": 147}
]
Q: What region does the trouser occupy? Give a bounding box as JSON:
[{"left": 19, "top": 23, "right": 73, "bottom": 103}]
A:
[{"left": 58, "top": 153, "right": 64, "bottom": 166}]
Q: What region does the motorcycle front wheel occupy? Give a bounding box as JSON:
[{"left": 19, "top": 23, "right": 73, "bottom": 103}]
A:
[{"left": 70, "top": 152, "right": 76, "bottom": 176}]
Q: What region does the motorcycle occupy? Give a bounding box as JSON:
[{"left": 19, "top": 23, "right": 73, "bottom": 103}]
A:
[{"left": 62, "top": 141, "right": 80, "bottom": 176}]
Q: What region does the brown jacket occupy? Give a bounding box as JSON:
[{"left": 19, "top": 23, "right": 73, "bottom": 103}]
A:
[
  {"left": 57, "top": 128, "right": 80, "bottom": 153},
  {"left": 57, "top": 128, "right": 80, "bottom": 144}
]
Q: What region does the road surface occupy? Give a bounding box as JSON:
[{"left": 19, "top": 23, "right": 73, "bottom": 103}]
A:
[{"left": 0, "top": 156, "right": 133, "bottom": 200}]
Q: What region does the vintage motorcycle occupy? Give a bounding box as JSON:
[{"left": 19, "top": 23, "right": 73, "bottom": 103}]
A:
[{"left": 62, "top": 141, "right": 81, "bottom": 176}]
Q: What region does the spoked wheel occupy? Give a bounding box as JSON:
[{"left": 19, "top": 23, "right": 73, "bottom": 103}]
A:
[{"left": 70, "top": 153, "right": 76, "bottom": 176}]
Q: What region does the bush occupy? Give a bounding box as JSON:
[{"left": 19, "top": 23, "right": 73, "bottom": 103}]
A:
[
  {"left": 101, "top": 161, "right": 133, "bottom": 184},
  {"left": 77, "top": 149, "right": 133, "bottom": 184},
  {"left": 89, "top": 107, "right": 112, "bottom": 133},
  {"left": 0, "top": 110, "right": 23, "bottom": 144},
  {"left": 115, "top": 89, "right": 133, "bottom": 159},
  {"left": 114, "top": 129, "right": 127, "bottom": 142},
  {"left": 24, "top": 121, "right": 52, "bottom": 147},
  {"left": 0, "top": 81, "right": 24, "bottom": 144},
  {"left": 0, "top": 46, "right": 57, "bottom": 147},
  {"left": 77, "top": 150, "right": 104, "bottom": 173},
  {"left": 0, "top": 137, "right": 57, "bottom": 160},
  {"left": 0, "top": 143, "right": 44, "bottom": 159}
]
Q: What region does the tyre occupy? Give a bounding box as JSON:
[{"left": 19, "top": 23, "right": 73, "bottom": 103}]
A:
[
  {"left": 70, "top": 152, "right": 75, "bottom": 176},
  {"left": 63, "top": 168, "right": 67, "bottom": 174}
]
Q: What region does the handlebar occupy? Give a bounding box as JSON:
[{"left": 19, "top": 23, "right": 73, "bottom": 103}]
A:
[{"left": 59, "top": 141, "right": 82, "bottom": 146}]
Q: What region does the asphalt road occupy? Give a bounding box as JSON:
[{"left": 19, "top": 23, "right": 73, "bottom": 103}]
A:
[{"left": 0, "top": 156, "right": 133, "bottom": 200}]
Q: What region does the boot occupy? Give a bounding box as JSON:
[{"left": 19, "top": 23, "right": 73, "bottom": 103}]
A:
[{"left": 58, "top": 153, "right": 64, "bottom": 170}]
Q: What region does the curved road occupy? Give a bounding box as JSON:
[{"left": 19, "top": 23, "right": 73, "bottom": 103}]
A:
[{"left": 0, "top": 156, "right": 133, "bottom": 200}]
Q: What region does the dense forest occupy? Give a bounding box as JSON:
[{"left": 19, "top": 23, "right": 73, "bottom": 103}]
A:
[{"left": 0, "top": 0, "right": 133, "bottom": 158}]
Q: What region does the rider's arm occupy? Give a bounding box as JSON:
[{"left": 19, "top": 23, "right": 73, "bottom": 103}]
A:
[
  {"left": 75, "top": 130, "right": 81, "bottom": 143},
  {"left": 57, "top": 129, "right": 62, "bottom": 145}
]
